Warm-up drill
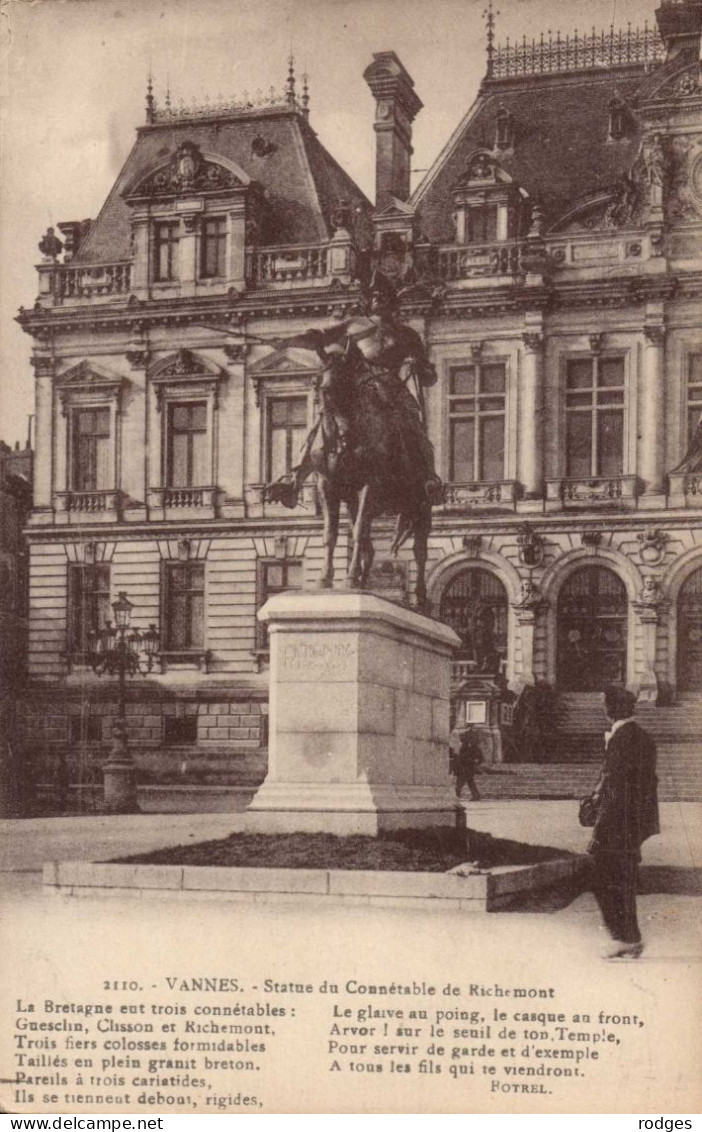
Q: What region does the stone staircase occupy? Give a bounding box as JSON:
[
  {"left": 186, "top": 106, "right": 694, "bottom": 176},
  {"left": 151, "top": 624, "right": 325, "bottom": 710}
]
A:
[{"left": 481, "top": 693, "right": 702, "bottom": 802}]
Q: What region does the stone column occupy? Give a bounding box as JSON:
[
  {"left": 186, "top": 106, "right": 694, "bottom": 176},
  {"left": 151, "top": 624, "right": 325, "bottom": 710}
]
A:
[
  {"left": 247, "top": 591, "right": 460, "bottom": 835},
  {"left": 640, "top": 325, "right": 666, "bottom": 498},
  {"left": 32, "top": 359, "right": 54, "bottom": 509},
  {"left": 519, "top": 332, "right": 545, "bottom": 499}
]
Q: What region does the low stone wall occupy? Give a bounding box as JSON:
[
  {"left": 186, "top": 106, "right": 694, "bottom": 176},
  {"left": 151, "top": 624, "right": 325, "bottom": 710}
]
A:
[{"left": 43, "top": 854, "right": 587, "bottom": 912}]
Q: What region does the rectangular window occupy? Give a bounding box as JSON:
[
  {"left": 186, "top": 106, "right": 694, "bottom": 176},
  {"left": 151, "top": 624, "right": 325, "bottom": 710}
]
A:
[
  {"left": 200, "top": 217, "right": 227, "bottom": 279},
  {"left": 448, "top": 362, "right": 506, "bottom": 482},
  {"left": 257, "top": 560, "right": 303, "bottom": 649},
  {"left": 163, "top": 562, "right": 205, "bottom": 651},
  {"left": 154, "top": 221, "right": 180, "bottom": 282},
  {"left": 687, "top": 354, "right": 702, "bottom": 449},
  {"left": 72, "top": 407, "right": 110, "bottom": 491},
  {"left": 166, "top": 402, "right": 208, "bottom": 487},
  {"left": 565, "top": 356, "right": 625, "bottom": 478},
  {"left": 466, "top": 206, "right": 498, "bottom": 244},
  {"left": 266, "top": 397, "right": 308, "bottom": 482},
  {"left": 68, "top": 564, "right": 111, "bottom": 656}
]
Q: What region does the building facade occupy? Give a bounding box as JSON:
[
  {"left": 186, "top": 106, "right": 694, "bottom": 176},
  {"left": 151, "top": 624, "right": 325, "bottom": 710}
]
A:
[
  {"left": 0, "top": 439, "right": 32, "bottom": 813},
  {"left": 16, "top": 2, "right": 702, "bottom": 801}
]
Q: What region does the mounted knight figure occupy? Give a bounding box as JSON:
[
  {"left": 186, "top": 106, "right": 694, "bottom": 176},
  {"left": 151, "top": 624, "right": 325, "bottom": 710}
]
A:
[{"left": 264, "top": 271, "right": 443, "bottom": 607}]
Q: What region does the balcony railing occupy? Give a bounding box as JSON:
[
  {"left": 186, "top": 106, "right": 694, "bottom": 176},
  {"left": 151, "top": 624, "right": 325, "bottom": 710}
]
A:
[
  {"left": 246, "top": 245, "right": 330, "bottom": 287},
  {"left": 49, "top": 262, "right": 132, "bottom": 302},
  {"left": 546, "top": 475, "right": 639, "bottom": 509},
  {"left": 430, "top": 242, "right": 524, "bottom": 282},
  {"left": 440, "top": 480, "right": 518, "bottom": 512},
  {"left": 148, "top": 486, "right": 217, "bottom": 514},
  {"left": 668, "top": 472, "right": 702, "bottom": 506},
  {"left": 54, "top": 490, "right": 122, "bottom": 516},
  {"left": 244, "top": 480, "right": 319, "bottom": 518}
]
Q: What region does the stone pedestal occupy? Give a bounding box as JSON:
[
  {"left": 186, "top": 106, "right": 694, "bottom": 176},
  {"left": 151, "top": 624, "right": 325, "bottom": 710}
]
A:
[{"left": 247, "top": 591, "right": 460, "bottom": 834}]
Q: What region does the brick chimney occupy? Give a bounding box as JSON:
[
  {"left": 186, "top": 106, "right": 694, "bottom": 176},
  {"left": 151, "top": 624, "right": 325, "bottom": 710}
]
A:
[
  {"left": 363, "top": 52, "right": 422, "bottom": 209},
  {"left": 655, "top": 0, "right": 702, "bottom": 61}
]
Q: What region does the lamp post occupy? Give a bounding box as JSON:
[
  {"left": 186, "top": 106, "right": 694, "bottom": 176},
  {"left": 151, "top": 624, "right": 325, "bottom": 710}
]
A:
[{"left": 89, "top": 592, "right": 159, "bottom": 814}]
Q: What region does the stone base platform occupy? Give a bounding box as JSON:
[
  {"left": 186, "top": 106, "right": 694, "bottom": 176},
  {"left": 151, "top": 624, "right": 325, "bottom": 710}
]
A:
[
  {"left": 244, "top": 784, "right": 459, "bottom": 835},
  {"left": 42, "top": 856, "right": 587, "bottom": 913},
  {"left": 250, "top": 591, "right": 461, "bottom": 835}
]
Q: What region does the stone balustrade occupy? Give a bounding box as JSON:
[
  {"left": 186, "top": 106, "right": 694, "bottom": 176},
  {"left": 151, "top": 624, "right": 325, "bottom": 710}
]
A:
[
  {"left": 38, "top": 262, "right": 132, "bottom": 306},
  {"left": 546, "top": 475, "right": 639, "bottom": 510},
  {"left": 440, "top": 480, "right": 518, "bottom": 512},
  {"left": 54, "top": 490, "right": 122, "bottom": 520},
  {"left": 148, "top": 486, "right": 217, "bottom": 518},
  {"left": 247, "top": 245, "right": 331, "bottom": 286},
  {"left": 432, "top": 241, "right": 524, "bottom": 281},
  {"left": 668, "top": 472, "right": 702, "bottom": 508},
  {"left": 244, "top": 481, "right": 319, "bottom": 518}
]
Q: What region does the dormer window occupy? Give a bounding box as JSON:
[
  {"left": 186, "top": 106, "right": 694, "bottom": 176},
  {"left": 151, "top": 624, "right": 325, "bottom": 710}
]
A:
[
  {"left": 608, "top": 96, "right": 629, "bottom": 142},
  {"left": 154, "top": 221, "right": 180, "bottom": 281},
  {"left": 466, "top": 205, "right": 498, "bottom": 244},
  {"left": 494, "top": 106, "right": 515, "bottom": 152},
  {"left": 123, "top": 141, "right": 259, "bottom": 295},
  {"left": 451, "top": 152, "right": 525, "bottom": 246}
]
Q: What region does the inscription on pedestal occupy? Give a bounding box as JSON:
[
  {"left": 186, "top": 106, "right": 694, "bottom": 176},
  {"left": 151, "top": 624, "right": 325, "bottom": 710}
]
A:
[{"left": 278, "top": 637, "right": 358, "bottom": 681}]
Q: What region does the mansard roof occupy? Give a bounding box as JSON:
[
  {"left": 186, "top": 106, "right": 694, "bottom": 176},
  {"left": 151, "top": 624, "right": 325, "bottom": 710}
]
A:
[
  {"left": 411, "top": 67, "right": 650, "bottom": 239},
  {"left": 73, "top": 109, "right": 370, "bottom": 265}
]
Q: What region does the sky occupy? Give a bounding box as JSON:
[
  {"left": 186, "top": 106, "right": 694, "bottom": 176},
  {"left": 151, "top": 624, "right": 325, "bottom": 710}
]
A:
[{"left": 0, "top": 0, "right": 656, "bottom": 446}]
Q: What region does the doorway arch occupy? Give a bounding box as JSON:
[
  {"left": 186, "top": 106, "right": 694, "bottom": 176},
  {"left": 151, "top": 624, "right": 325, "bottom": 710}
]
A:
[
  {"left": 556, "top": 565, "right": 627, "bottom": 691},
  {"left": 439, "top": 567, "right": 508, "bottom": 673},
  {"left": 677, "top": 567, "right": 702, "bottom": 691}
]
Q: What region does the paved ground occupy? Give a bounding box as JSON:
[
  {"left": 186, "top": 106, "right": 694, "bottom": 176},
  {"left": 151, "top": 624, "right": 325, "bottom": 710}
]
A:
[{"left": 1, "top": 799, "right": 700, "bottom": 875}]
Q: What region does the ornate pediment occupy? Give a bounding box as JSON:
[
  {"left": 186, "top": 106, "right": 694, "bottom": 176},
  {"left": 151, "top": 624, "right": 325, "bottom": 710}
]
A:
[
  {"left": 551, "top": 175, "right": 644, "bottom": 234},
  {"left": 248, "top": 348, "right": 319, "bottom": 407},
  {"left": 453, "top": 151, "right": 513, "bottom": 191},
  {"left": 249, "top": 348, "right": 321, "bottom": 376},
  {"left": 56, "top": 360, "right": 125, "bottom": 392},
  {"left": 647, "top": 62, "right": 701, "bottom": 103},
  {"left": 125, "top": 142, "right": 248, "bottom": 201},
  {"left": 374, "top": 197, "right": 416, "bottom": 220},
  {"left": 150, "top": 348, "right": 221, "bottom": 381}
]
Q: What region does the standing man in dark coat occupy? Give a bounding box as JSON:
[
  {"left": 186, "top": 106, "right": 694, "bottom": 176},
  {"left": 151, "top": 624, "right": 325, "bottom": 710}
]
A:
[{"left": 588, "top": 685, "right": 660, "bottom": 959}]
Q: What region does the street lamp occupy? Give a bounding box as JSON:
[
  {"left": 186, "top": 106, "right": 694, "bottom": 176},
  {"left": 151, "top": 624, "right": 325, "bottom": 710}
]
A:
[{"left": 89, "top": 591, "right": 159, "bottom": 814}]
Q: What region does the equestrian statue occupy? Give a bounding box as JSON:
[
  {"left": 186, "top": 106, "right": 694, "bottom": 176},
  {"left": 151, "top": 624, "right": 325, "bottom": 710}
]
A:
[{"left": 265, "top": 272, "right": 443, "bottom": 607}]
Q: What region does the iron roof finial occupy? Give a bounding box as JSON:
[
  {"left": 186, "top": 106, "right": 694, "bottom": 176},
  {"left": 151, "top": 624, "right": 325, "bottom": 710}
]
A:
[
  {"left": 286, "top": 50, "right": 297, "bottom": 107},
  {"left": 483, "top": 0, "right": 499, "bottom": 77},
  {"left": 145, "top": 69, "right": 155, "bottom": 124}
]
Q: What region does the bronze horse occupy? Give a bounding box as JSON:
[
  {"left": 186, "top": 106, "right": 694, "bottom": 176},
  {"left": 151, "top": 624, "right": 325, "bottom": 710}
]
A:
[{"left": 266, "top": 346, "right": 435, "bottom": 607}]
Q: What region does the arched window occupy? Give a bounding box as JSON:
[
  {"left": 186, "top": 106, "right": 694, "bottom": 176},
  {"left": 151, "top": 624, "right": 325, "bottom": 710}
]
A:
[
  {"left": 439, "top": 568, "right": 508, "bottom": 673},
  {"left": 557, "top": 566, "right": 627, "bottom": 691},
  {"left": 677, "top": 567, "right": 702, "bottom": 692}
]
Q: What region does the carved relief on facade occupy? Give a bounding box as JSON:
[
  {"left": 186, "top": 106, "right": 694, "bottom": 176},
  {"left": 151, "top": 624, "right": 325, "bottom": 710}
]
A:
[
  {"left": 516, "top": 524, "right": 545, "bottom": 568},
  {"left": 126, "top": 141, "right": 245, "bottom": 200},
  {"left": 666, "top": 135, "right": 702, "bottom": 222},
  {"left": 637, "top": 528, "right": 668, "bottom": 566}
]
